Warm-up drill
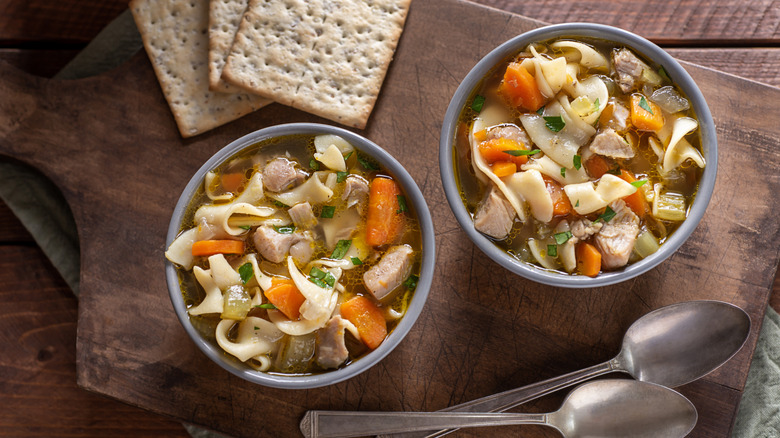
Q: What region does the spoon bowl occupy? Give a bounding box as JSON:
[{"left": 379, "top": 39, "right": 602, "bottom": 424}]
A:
[{"left": 300, "top": 380, "right": 698, "bottom": 438}]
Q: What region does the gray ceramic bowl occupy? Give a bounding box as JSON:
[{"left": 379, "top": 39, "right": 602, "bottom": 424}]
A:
[
  {"left": 165, "top": 123, "right": 435, "bottom": 388},
  {"left": 440, "top": 23, "right": 717, "bottom": 288}
]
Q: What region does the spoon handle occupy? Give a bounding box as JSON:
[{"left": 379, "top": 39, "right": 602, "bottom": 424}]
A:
[
  {"left": 380, "top": 359, "right": 617, "bottom": 438},
  {"left": 300, "top": 411, "right": 548, "bottom": 438}
]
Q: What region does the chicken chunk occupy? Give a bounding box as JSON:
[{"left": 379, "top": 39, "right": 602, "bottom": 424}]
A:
[
  {"left": 603, "top": 100, "right": 630, "bottom": 132},
  {"left": 589, "top": 128, "right": 634, "bottom": 159},
  {"left": 487, "top": 124, "right": 531, "bottom": 147},
  {"left": 315, "top": 316, "right": 350, "bottom": 369},
  {"left": 613, "top": 49, "right": 650, "bottom": 94},
  {"left": 363, "top": 245, "right": 414, "bottom": 300},
  {"left": 593, "top": 200, "right": 640, "bottom": 269},
  {"left": 253, "top": 225, "right": 313, "bottom": 264},
  {"left": 262, "top": 157, "right": 306, "bottom": 192},
  {"left": 570, "top": 217, "right": 603, "bottom": 241},
  {"left": 288, "top": 202, "right": 317, "bottom": 229},
  {"left": 342, "top": 175, "right": 370, "bottom": 210},
  {"left": 473, "top": 186, "right": 516, "bottom": 239}
]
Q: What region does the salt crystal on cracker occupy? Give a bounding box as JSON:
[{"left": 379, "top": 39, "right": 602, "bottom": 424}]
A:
[
  {"left": 130, "top": 0, "right": 271, "bottom": 137},
  {"left": 222, "top": 0, "right": 412, "bottom": 129}
]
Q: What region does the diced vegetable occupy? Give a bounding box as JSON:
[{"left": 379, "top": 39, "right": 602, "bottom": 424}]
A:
[
  {"left": 365, "top": 177, "right": 406, "bottom": 246},
  {"left": 543, "top": 175, "right": 573, "bottom": 217},
  {"left": 340, "top": 295, "right": 387, "bottom": 349},
  {"left": 264, "top": 278, "right": 306, "bottom": 320},
  {"left": 491, "top": 161, "right": 517, "bottom": 177},
  {"left": 478, "top": 137, "right": 530, "bottom": 167},
  {"left": 634, "top": 231, "right": 660, "bottom": 259},
  {"left": 473, "top": 128, "right": 488, "bottom": 143},
  {"left": 498, "top": 62, "right": 546, "bottom": 112},
  {"left": 220, "top": 172, "right": 244, "bottom": 193},
  {"left": 274, "top": 332, "right": 316, "bottom": 373},
  {"left": 650, "top": 86, "right": 690, "bottom": 114},
  {"left": 630, "top": 94, "right": 664, "bottom": 131},
  {"left": 576, "top": 241, "right": 602, "bottom": 277},
  {"left": 191, "top": 239, "right": 245, "bottom": 257},
  {"left": 617, "top": 169, "right": 648, "bottom": 218},
  {"left": 221, "top": 284, "right": 252, "bottom": 320},
  {"left": 653, "top": 191, "right": 687, "bottom": 221},
  {"left": 584, "top": 154, "right": 611, "bottom": 179}
]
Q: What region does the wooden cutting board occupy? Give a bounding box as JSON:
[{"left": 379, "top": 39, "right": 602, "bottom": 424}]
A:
[{"left": 1, "top": 0, "right": 778, "bottom": 436}]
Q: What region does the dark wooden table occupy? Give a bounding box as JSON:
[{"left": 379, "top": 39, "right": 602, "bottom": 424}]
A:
[{"left": 1, "top": 0, "right": 779, "bottom": 436}]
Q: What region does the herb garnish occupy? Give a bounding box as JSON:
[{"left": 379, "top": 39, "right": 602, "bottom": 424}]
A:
[
  {"left": 471, "top": 95, "right": 486, "bottom": 112},
  {"left": 331, "top": 239, "right": 352, "bottom": 259},
  {"left": 337, "top": 171, "right": 349, "bottom": 183},
  {"left": 310, "top": 158, "right": 320, "bottom": 170},
  {"left": 403, "top": 274, "right": 419, "bottom": 291},
  {"left": 554, "top": 231, "right": 573, "bottom": 245},
  {"left": 273, "top": 225, "right": 296, "bottom": 234},
  {"left": 543, "top": 115, "right": 566, "bottom": 132},
  {"left": 575, "top": 200, "right": 580, "bottom": 207},
  {"left": 560, "top": 167, "right": 566, "bottom": 178},
  {"left": 344, "top": 151, "right": 354, "bottom": 161},
  {"left": 607, "top": 167, "right": 622, "bottom": 176},
  {"left": 503, "top": 149, "right": 541, "bottom": 156},
  {"left": 350, "top": 257, "right": 363, "bottom": 266},
  {"left": 630, "top": 180, "right": 648, "bottom": 188},
  {"left": 593, "top": 98, "right": 600, "bottom": 112},
  {"left": 238, "top": 225, "right": 251, "bottom": 230},
  {"left": 255, "top": 303, "right": 276, "bottom": 309},
  {"left": 238, "top": 263, "right": 254, "bottom": 284},
  {"left": 272, "top": 200, "right": 288, "bottom": 208},
  {"left": 639, "top": 96, "right": 654, "bottom": 115},
  {"left": 596, "top": 205, "right": 617, "bottom": 223},
  {"left": 573, "top": 155, "right": 582, "bottom": 170},
  {"left": 536, "top": 106, "right": 545, "bottom": 115},
  {"left": 547, "top": 244, "right": 558, "bottom": 257},
  {"left": 357, "top": 153, "right": 378, "bottom": 171},
  {"left": 396, "top": 195, "right": 408, "bottom": 213},
  {"left": 658, "top": 66, "right": 670, "bottom": 81},
  {"left": 321, "top": 205, "right": 336, "bottom": 218},
  {"left": 309, "top": 266, "right": 335, "bottom": 288}
]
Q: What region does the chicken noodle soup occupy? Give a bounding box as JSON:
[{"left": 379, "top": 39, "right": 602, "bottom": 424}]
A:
[
  {"left": 165, "top": 133, "right": 422, "bottom": 374},
  {"left": 454, "top": 37, "right": 705, "bottom": 277}
]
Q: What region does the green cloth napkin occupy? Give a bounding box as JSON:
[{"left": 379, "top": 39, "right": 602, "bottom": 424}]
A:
[{"left": 2, "top": 9, "right": 777, "bottom": 438}]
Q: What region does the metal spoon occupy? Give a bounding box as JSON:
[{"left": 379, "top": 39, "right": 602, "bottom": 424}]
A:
[
  {"left": 385, "top": 299, "right": 750, "bottom": 438},
  {"left": 300, "top": 379, "right": 698, "bottom": 438}
]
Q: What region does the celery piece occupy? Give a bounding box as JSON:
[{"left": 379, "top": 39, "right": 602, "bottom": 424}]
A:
[
  {"left": 653, "top": 192, "right": 687, "bottom": 221},
  {"left": 634, "top": 231, "right": 660, "bottom": 259},
  {"left": 221, "top": 284, "right": 251, "bottom": 321}
]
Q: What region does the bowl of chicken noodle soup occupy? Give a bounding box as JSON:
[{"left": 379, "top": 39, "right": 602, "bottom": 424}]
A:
[
  {"left": 165, "top": 123, "right": 434, "bottom": 388},
  {"left": 440, "top": 24, "right": 716, "bottom": 287}
]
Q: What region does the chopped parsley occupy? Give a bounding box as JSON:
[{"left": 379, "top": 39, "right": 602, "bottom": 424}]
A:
[
  {"left": 596, "top": 205, "right": 617, "bottom": 223},
  {"left": 573, "top": 155, "right": 582, "bottom": 170},
  {"left": 547, "top": 244, "right": 558, "bottom": 258},
  {"left": 357, "top": 153, "right": 379, "bottom": 171},
  {"left": 503, "top": 149, "right": 541, "bottom": 156},
  {"left": 309, "top": 266, "right": 336, "bottom": 288},
  {"left": 238, "top": 225, "right": 251, "bottom": 230},
  {"left": 593, "top": 98, "right": 600, "bottom": 111},
  {"left": 350, "top": 257, "right": 363, "bottom": 266},
  {"left": 560, "top": 167, "right": 566, "bottom": 178},
  {"left": 337, "top": 171, "right": 349, "bottom": 183},
  {"left": 309, "top": 158, "right": 320, "bottom": 170},
  {"left": 273, "top": 225, "right": 296, "bottom": 234},
  {"left": 396, "top": 195, "right": 409, "bottom": 213},
  {"left": 344, "top": 151, "right": 354, "bottom": 161},
  {"left": 238, "top": 263, "right": 254, "bottom": 284},
  {"left": 639, "top": 95, "right": 654, "bottom": 115},
  {"left": 658, "top": 66, "right": 670, "bottom": 81},
  {"left": 631, "top": 179, "right": 648, "bottom": 188},
  {"left": 575, "top": 200, "right": 580, "bottom": 207},
  {"left": 272, "top": 200, "right": 288, "bottom": 208},
  {"left": 320, "top": 205, "right": 336, "bottom": 218},
  {"left": 331, "top": 239, "right": 352, "bottom": 259},
  {"left": 554, "top": 231, "right": 573, "bottom": 245},
  {"left": 536, "top": 106, "right": 545, "bottom": 115},
  {"left": 543, "top": 115, "right": 566, "bottom": 132},
  {"left": 255, "top": 303, "right": 277, "bottom": 310},
  {"left": 403, "top": 274, "right": 419, "bottom": 291},
  {"left": 471, "top": 95, "right": 486, "bottom": 112},
  {"left": 607, "top": 166, "right": 622, "bottom": 176}
]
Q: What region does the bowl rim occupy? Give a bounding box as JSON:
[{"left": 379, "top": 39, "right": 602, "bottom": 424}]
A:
[
  {"left": 165, "top": 122, "right": 436, "bottom": 388},
  {"left": 439, "top": 23, "right": 718, "bottom": 288}
]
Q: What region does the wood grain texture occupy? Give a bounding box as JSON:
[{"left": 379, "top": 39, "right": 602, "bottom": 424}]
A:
[
  {"left": 0, "top": 0, "right": 778, "bottom": 437},
  {"left": 0, "top": 0, "right": 126, "bottom": 44}
]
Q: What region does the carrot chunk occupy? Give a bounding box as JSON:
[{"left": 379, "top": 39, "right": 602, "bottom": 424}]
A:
[
  {"left": 340, "top": 296, "right": 387, "bottom": 350},
  {"left": 543, "top": 176, "right": 573, "bottom": 217},
  {"left": 365, "top": 177, "right": 405, "bottom": 246},
  {"left": 576, "top": 242, "right": 602, "bottom": 277},
  {"left": 618, "top": 169, "right": 648, "bottom": 218},
  {"left": 498, "top": 62, "right": 546, "bottom": 112},
  {"left": 491, "top": 161, "right": 517, "bottom": 177},
  {"left": 584, "top": 155, "right": 611, "bottom": 179},
  {"left": 264, "top": 279, "right": 306, "bottom": 320},
  {"left": 630, "top": 94, "right": 664, "bottom": 131},
  {"left": 478, "top": 137, "right": 530, "bottom": 167},
  {"left": 220, "top": 172, "right": 244, "bottom": 193},
  {"left": 191, "top": 239, "right": 245, "bottom": 257}
]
